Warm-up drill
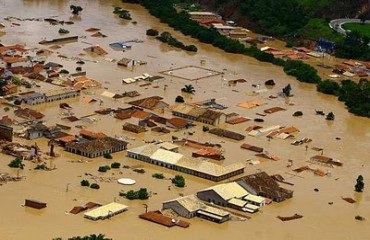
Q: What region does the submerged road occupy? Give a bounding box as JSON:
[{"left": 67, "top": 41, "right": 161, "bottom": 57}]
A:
[{"left": 329, "top": 18, "right": 370, "bottom": 35}]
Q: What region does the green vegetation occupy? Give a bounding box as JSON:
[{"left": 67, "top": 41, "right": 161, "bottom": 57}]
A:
[
  {"left": 111, "top": 162, "right": 121, "bottom": 168},
  {"left": 12, "top": 76, "right": 22, "bottom": 86},
  {"left": 133, "top": 168, "right": 145, "bottom": 174},
  {"left": 98, "top": 165, "right": 111, "bottom": 172},
  {"left": 34, "top": 164, "right": 47, "bottom": 170},
  {"left": 113, "top": 7, "right": 132, "bottom": 20},
  {"left": 156, "top": 31, "right": 198, "bottom": 52},
  {"left": 181, "top": 84, "right": 195, "bottom": 94},
  {"left": 103, "top": 153, "right": 113, "bottom": 159},
  {"left": 355, "top": 175, "right": 365, "bottom": 192},
  {"left": 152, "top": 173, "right": 165, "bottom": 179},
  {"left": 326, "top": 112, "right": 335, "bottom": 120},
  {"left": 70, "top": 5, "right": 83, "bottom": 15},
  {"left": 120, "top": 188, "right": 149, "bottom": 200},
  {"left": 90, "top": 183, "right": 100, "bottom": 189},
  {"left": 58, "top": 28, "right": 70, "bottom": 34},
  {"left": 13, "top": 99, "right": 22, "bottom": 105},
  {"left": 76, "top": 66, "right": 82, "bottom": 72},
  {"left": 146, "top": 28, "right": 159, "bottom": 36},
  {"left": 282, "top": 84, "right": 292, "bottom": 97},
  {"left": 298, "top": 18, "right": 344, "bottom": 43},
  {"left": 175, "top": 95, "right": 185, "bottom": 103},
  {"left": 59, "top": 69, "right": 69, "bottom": 74},
  {"left": 317, "top": 79, "right": 341, "bottom": 95},
  {"left": 335, "top": 31, "right": 370, "bottom": 60},
  {"left": 172, "top": 175, "right": 185, "bottom": 187},
  {"left": 343, "top": 23, "right": 370, "bottom": 39},
  {"left": 8, "top": 158, "right": 24, "bottom": 169},
  {"left": 3, "top": 107, "right": 10, "bottom": 112},
  {"left": 54, "top": 234, "right": 112, "bottom": 240},
  {"left": 24, "top": 82, "right": 32, "bottom": 88},
  {"left": 81, "top": 180, "right": 90, "bottom": 187},
  {"left": 202, "top": 125, "right": 209, "bottom": 132},
  {"left": 126, "top": 0, "right": 370, "bottom": 118}
]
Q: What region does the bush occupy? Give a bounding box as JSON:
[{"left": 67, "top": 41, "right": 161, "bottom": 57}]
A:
[
  {"left": 293, "top": 111, "right": 303, "bottom": 117},
  {"left": 24, "top": 82, "right": 32, "bottom": 88},
  {"left": 133, "top": 168, "right": 145, "bottom": 174},
  {"left": 59, "top": 69, "right": 69, "bottom": 74},
  {"left": 175, "top": 95, "right": 185, "bottom": 103},
  {"left": 146, "top": 28, "right": 159, "bottom": 36},
  {"left": 98, "top": 165, "right": 111, "bottom": 172},
  {"left": 75, "top": 66, "right": 82, "bottom": 72},
  {"left": 80, "top": 179, "right": 90, "bottom": 187},
  {"left": 34, "top": 164, "right": 47, "bottom": 170},
  {"left": 3, "top": 107, "right": 10, "bottom": 112},
  {"left": 120, "top": 188, "right": 149, "bottom": 200},
  {"left": 90, "top": 183, "right": 100, "bottom": 189},
  {"left": 111, "top": 162, "right": 121, "bottom": 169},
  {"left": 326, "top": 112, "right": 335, "bottom": 120},
  {"left": 8, "top": 158, "right": 24, "bottom": 169},
  {"left": 317, "top": 80, "right": 341, "bottom": 95},
  {"left": 202, "top": 126, "right": 209, "bottom": 132},
  {"left": 172, "top": 175, "right": 185, "bottom": 188},
  {"left": 14, "top": 99, "right": 22, "bottom": 105},
  {"left": 58, "top": 28, "right": 70, "bottom": 34},
  {"left": 103, "top": 153, "right": 113, "bottom": 159},
  {"left": 152, "top": 173, "right": 165, "bottom": 179},
  {"left": 185, "top": 45, "right": 198, "bottom": 52}
]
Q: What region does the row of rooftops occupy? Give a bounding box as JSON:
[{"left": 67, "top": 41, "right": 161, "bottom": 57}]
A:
[
  {"left": 127, "top": 143, "right": 244, "bottom": 177},
  {"left": 171, "top": 103, "right": 225, "bottom": 121}
]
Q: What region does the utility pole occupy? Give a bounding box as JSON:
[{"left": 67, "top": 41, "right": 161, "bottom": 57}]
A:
[
  {"left": 66, "top": 183, "right": 71, "bottom": 192},
  {"left": 143, "top": 204, "right": 148, "bottom": 213}
]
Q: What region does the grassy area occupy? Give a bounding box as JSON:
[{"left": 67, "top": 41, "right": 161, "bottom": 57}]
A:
[
  {"left": 342, "top": 23, "right": 370, "bottom": 39},
  {"left": 298, "top": 18, "right": 344, "bottom": 42}
]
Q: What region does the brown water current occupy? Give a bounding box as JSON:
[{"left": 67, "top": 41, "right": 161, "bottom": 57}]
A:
[{"left": 0, "top": 1, "right": 369, "bottom": 239}]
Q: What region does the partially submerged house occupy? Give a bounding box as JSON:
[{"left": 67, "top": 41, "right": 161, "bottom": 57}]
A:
[
  {"left": 197, "top": 182, "right": 265, "bottom": 213},
  {"left": 236, "top": 172, "right": 293, "bottom": 202},
  {"left": 208, "top": 128, "right": 245, "bottom": 141},
  {"left": 65, "top": 137, "right": 128, "bottom": 158},
  {"left": 127, "top": 144, "right": 245, "bottom": 182},
  {"left": 84, "top": 202, "right": 128, "bottom": 221},
  {"left": 83, "top": 45, "right": 108, "bottom": 55},
  {"left": 14, "top": 108, "right": 44, "bottom": 120},
  {"left": 0, "top": 124, "right": 13, "bottom": 142},
  {"left": 310, "top": 155, "right": 343, "bottom": 167},
  {"left": 163, "top": 194, "right": 231, "bottom": 223},
  {"left": 171, "top": 104, "right": 226, "bottom": 125},
  {"left": 122, "top": 122, "right": 146, "bottom": 134},
  {"left": 128, "top": 96, "right": 169, "bottom": 110}
]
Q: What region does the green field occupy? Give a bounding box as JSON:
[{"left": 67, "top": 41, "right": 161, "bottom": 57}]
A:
[{"left": 342, "top": 23, "right": 370, "bottom": 38}]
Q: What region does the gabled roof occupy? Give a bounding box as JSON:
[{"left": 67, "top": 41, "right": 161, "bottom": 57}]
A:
[{"left": 199, "top": 182, "right": 249, "bottom": 201}]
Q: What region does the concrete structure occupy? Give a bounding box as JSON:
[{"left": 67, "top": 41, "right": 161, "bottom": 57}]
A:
[
  {"left": 26, "top": 123, "right": 48, "bottom": 140},
  {"left": 84, "top": 202, "right": 128, "bottom": 221},
  {"left": 197, "top": 182, "right": 265, "bottom": 213},
  {"left": 163, "top": 194, "right": 231, "bottom": 223},
  {"left": 25, "top": 199, "right": 47, "bottom": 209},
  {"left": 65, "top": 137, "right": 127, "bottom": 158},
  {"left": 171, "top": 104, "right": 226, "bottom": 125},
  {"left": 127, "top": 144, "right": 244, "bottom": 182},
  {"left": 21, "top": 89, "right": 80, "bottom": 105}
]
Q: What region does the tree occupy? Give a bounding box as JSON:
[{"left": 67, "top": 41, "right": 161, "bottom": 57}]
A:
[
  {"left": 58, "top": 28, "right": 70, "bottom": 34},
  {"left": 172, "top": 175, "right": 185, "bottom": 187},
  {"left": 111, "top": 162, "right": 121, "bottom": 168},
  {"left": 355, "top": 175, "right": 364, "bottom": 192},
  {"left": 80, "top": 180, "right": 90, "bottom": 187},
  {"left": 282, "top": 84, "right": 292, "bottom": 97},
  {"left": 185, "top": 45, "right": 198, "bottom": 52},
  {"left": 137, "top": 188, "right": 149, "bottom": 199},
  {"left": 326, "top": 112, "right": 335, "bottom": 120},
  {"left": 175, "top": 95, "right": 185, "bottom": 103},
  {"left": 8, "top": 158, "right": 24, "bottom": 169},
  {"left": 317, "top": 80, "right": 341, "bottom": 95},
  {"left": 125, "top": 190, "right": 137, "bottom": 200},
  {"left": 152, "top": 173, "right": 165, "bottom": 179},
  {"left": 66, "top": 234, "right": 112, "bottom": 240},
  {"left": 146, "top": 29, "right": 159, "bottom": 36},
  {"left": 70, "top": 5, "right": 83, "bottom": 15},
  {"left": 103, "top": 153, "right": 112, "bottom": 159},
  {"left": 181, "top": 84, "right": 195, "bottom": 94},
  {"left": 90, "top": 183, "right": 100, "bottom": 189},
  {"left": 98, "top": 165, "right": 110, "bottom": 172},
  {"left": 293, "top": 111, "right": 303, "bottom": 117}
]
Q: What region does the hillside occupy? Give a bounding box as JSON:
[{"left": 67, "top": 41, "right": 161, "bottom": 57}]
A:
[{"left": 198, "top": 0, "right": 370, "bottom": 38}]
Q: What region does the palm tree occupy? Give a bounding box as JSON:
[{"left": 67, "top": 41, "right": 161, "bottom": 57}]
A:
[
  {"left": 181, "top": 84, "right": 196, "bottom": 94},
  {"left": 70, "top": 5, "right": 83, "bottom": 15},
  {"left": 68, "top": 234, "right": 111, "bottom": 240}
]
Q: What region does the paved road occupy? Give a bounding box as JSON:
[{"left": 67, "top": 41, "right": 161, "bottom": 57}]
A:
[{"left": 329, "top": 19, "right": 370, "bottom": 35}]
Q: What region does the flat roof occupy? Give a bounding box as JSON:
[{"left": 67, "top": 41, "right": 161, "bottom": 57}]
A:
[
  {"left": 228, "top": 198, "right": 247, "bottom": 207},
  {"left": 44, "top": 88, "right": 78, "bottom": 97},
  {"left": 188, "top": 12, "right": 218, "bottom": 16},
  {"left": 201, "top": 182, "right": 249, "bottom": 200},
  {"left": 244, "top": 194, "right": 265, "bottom": 203},
  {"left": 84, "top": 202, "right": 128, "bottom": 220}
]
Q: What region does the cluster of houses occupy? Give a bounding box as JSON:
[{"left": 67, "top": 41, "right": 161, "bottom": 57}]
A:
[
  {"left": 187, "top": 12, "right": 249, "bottom": 41},
  {"left": 16, "top": 88, "right": 80, "bottom": 105}
]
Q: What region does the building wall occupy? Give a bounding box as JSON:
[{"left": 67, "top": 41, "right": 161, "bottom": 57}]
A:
[
  {"left": 25, "top": 96, "right": 46, "bottom": 105},
  {"left": 45, "top": 91, "right": 80, "bottom": 103},
  {"left": 0, "top": 125, "right": 13, "bottom": 142},
  {"left": 162, "top": 201, "right": 194, "bottom": 218},
  {"left": 197, "top": 190, "right": 228, "bottom": 207},
  {"left": 27, "top": 130, "right": 43, "bottom": 140}
]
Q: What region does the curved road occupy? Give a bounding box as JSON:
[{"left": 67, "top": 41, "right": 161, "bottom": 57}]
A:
[{"left": 329, "top": 18, "right": 370, "bottom": 35}]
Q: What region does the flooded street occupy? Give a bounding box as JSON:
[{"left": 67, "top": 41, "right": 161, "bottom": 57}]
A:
[{"left": 0, "top": 0, "right": 369, "bottom": 239}]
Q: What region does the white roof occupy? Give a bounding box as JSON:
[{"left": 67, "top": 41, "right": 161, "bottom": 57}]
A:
[
  {"left": 188, "top": 11, "right": 217, "bottom": 16},
  {"left": 150, "top": 148, "right": 183, "bottom": 164},
  {"left": 244, "top": 194, "right": 265, "bottom": 203},
  {"left": 227, "top": 198, "right": 248, "bottom": 207},
  {"left": 201, "top": 182, "right": 249, "bottom": 200},
  {"left": 164, "top": 194, "right": 205, "bottom": 212},
  {"left": 84, "top": 202, "right": 128, "bottom": 220},
  {"left": 343, "top": 71, "right": 355, "bottom": 77},
  {"left": 122, "top": 78, "right": 136, "bottom": 84},
  {"left": 245, "top": 204, "right": 259, "bottom": 210},
  {"left": 259, "top": 125, "right": 281, "bottom": 134}
]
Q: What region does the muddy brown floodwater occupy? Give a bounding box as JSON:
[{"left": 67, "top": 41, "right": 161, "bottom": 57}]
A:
[{"left": 0, "top": 1, "right": 369, "bottom": 240}]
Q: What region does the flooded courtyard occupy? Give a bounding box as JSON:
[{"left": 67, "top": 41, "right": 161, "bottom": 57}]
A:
[{"left": 0, "top": 0, "right": 369, "bottom": 239}]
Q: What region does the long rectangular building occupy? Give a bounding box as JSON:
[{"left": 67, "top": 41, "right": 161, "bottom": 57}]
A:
[
  {"left": 127, "top": 144, "right": 244, "bottom": 182},
  {"left": 84, "top": 202, "right": 128, "bottom": 221}
]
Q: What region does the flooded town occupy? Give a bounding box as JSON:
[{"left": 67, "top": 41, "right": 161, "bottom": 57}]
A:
[{"left": 0, "top": 0, "right": 369, "bottom": 239}]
